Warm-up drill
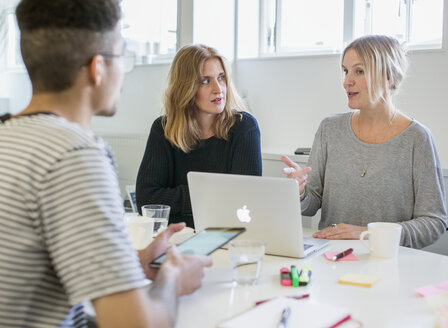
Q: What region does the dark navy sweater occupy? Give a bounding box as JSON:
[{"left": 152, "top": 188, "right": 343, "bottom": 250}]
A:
[{"left": 136, "top": 111, "right": 262, "bottom": 228}]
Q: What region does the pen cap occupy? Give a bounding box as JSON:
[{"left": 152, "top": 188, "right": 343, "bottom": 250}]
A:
[
  {"left": 280, "top": 267, "right": 292, "bottom": 286},
  {"left": 299, "top": 266, "right": 312, "bottom": 286}
]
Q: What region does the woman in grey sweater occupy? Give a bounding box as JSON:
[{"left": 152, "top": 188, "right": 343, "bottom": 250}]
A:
[{"left": 282, "top": 35, "right": 447, "bottom": 248}]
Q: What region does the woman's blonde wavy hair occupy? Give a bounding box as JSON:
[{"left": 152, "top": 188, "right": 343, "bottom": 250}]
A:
[
  {"left": 342, "top": 35, "right": 408, "bottom": 103},
  {"left": 163, "top": 44, "right": 246, "bottom": 153}
]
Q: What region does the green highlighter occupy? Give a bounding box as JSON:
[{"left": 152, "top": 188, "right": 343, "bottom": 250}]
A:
[
  {"left": 299, "top": 266, "right": 312, "bottom": 286},
  {"left": 290, "top": 265, "right": 299, "bottom": 287}
]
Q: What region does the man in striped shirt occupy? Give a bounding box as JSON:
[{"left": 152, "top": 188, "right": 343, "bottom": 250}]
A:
[{"left": 0, "top": 0, "right": 212, "bottom": 327}]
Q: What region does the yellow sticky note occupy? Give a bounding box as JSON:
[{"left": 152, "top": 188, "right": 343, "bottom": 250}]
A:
[
  {"left": 338, "top": 273, "right": 379, "bottom": 288},
  {"left": 425, "top": 293, "right": 448, "bottom": 327}
]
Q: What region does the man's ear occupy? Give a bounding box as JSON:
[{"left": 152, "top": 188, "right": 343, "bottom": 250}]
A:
[{"left": 88, "top": 55, "right": 106, "bottom": 86}]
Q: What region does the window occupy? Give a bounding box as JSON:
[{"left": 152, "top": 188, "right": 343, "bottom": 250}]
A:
[
  {"left": 274, "top": 0, "right": 344, "bottom": 54},
  {"left": 355, "top": 0, "right": 444, "bottom": 48},
  {"left": 0, "top": 5, "right": 24, "bottom": 71},
  {"left": 236, "top": 0, "right": 260, "bottom": 59},
  {"left": 0, "top": 1, "right": 178, "bottom": 70},
  {"left": 121, "top": 0, "right": 177, "bottom": 64},
  {"left": 193, "top": 0, "right": 235, "bottom": 61},
  {"left": 238, "top": 0, "right": 445, "bottom": 59},
  {"left": 5, "top": 11, "right": 23, "bottom": 70}
]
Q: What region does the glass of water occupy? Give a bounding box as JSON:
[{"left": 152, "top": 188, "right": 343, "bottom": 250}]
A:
[
  {"left": 229, "top": 240, "right": 265, "bottom": 285},
  {"left": 141, "top": 205, "right": 170, "bottom": 237}
]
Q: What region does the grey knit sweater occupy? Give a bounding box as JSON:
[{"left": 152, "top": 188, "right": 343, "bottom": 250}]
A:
[{"left": 302, "top": 112, "right": 447, "bottom": 248}]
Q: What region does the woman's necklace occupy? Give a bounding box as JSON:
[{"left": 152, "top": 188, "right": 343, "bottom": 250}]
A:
[{"left": 356, "top": 111, "right": 397, "bottom": 177}]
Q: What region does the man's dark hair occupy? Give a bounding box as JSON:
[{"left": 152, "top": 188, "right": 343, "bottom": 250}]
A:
[{"left": 16, "top": 0, "right": 122, "bottom": 93}]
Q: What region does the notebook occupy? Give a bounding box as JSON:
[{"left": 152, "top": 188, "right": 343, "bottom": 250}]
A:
[
  {"left": 217, "top": 297, "right": 351, "bottom": 328},
  {"left": 187, "top": 172, "right": 329, "bottom": 258}
]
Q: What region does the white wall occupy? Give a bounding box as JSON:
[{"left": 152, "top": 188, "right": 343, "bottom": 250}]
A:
[
  {"left": 0, "top": 71, "right": 31, "bottom": 114},
  {"left": 89, "top": 50, "right": 448, "bottom": 171},
  {"left": 234, "top": 50, "right": 448, "bottom": 169},
  {"left": 3, "top": 47, "right": 448, "bottom": 172},
  {"left": 87, "top": 50, "right": 448, "bottom": 171},
  {"left": 91, "top": 63, "right": 170, "bottom": 134},
  {"left": 4, "top": 50, "right": 448, "bottom": 171}
]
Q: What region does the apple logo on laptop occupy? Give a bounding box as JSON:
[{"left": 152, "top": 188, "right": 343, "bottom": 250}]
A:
[{"left": 236, "top": 205, "right": 251, "bottom": 223}]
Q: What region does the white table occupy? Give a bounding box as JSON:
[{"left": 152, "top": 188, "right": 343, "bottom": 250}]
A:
[{"left": 175, "top": 238, "right": 448, "bottom": 328}]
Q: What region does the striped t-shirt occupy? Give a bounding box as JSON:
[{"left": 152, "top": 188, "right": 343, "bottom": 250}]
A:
[{"left": 0, "top": 113, "right": 147, "bottom": 327}]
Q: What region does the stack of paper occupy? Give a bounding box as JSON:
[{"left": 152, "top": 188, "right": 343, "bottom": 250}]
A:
[
  {"left": 217, "top": 297, "right": 351, "bottom": 328},
  {"left": 338, "top": 273, "right": 379, "bottom": 288},
  {"left": 415, "top": 280, "right": 448, "bottom": 297}
]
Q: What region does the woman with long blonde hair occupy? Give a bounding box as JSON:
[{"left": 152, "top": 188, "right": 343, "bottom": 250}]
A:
[
  {"left": 136, "top": 44, "right": 262, "bottom": 228},
  {"left": 282, "top": 35, "right": 447, "bottom": 248}
]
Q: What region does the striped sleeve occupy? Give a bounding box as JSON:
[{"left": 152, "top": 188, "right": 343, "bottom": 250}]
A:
[{"left": 39, "top": 145, "right": 147, "bottom": 305}]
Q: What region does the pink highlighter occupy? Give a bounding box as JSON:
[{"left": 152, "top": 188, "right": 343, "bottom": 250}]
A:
[{"left": 280, "top": 267, "right": 292, "bottom": 286}]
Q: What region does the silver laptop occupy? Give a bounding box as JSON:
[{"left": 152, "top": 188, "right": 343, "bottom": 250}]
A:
[{"left": 187, "top": 172, "right": 329, "bottom": 258}]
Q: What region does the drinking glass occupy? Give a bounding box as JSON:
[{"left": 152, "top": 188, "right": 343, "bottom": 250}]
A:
[
  {"left": 141, "top": 205, "right": 170, "bottom": 236},
  {"left": 229, "top": 240, "right": 265, "bottom": 285}
]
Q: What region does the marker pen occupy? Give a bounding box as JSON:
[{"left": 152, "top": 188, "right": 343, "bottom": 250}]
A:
[
  {"left": 299, "top": 266, "right": 312, "bottom": 286},
  {"left": 283, "top": 167, "right": 295, "bottom": 174},
  {"left": 332, "top": 248, "right": 354, "bottom": 261},
  {"left": 255, "top": 294, "right": 309, "bottom": 306},
  {"left": 280, "top": 267, "right": 292, "bottom": 286},
  {"left": 290, "top": 265, "right": 299, "bottom": 287}
]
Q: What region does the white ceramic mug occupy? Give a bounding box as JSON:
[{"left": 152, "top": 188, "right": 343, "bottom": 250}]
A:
[
  {"left": 124, "top": 214, "right": 154, "bottom": 250},
  {"left": 359, "top": 222, "right": 402, "bottom": 258}
]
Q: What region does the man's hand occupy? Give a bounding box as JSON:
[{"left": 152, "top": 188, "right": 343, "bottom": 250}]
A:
[
  {"left": 146, "top": 245, "right": 213, "bottom": 326},
  {"left": 159, "top": 246, "right": 213, "bottom": 296},
  {"left": 138, "top": 222, "right": 186, "bottom": 280}
]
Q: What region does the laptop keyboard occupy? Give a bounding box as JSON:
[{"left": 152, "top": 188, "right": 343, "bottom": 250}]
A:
[{"left": 304, "top": 243, "right": 312, "bottom": 251}]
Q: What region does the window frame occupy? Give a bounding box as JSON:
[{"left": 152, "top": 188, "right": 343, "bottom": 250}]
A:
[
  {"left": 121, "top": 0, "right": 178, "bottom": 66},
  {"left": 252, "top": 0, "right": 448, "bottom": 60},
  {"left": 1, "top": 0, "right": 447, "bottom": 70}
]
